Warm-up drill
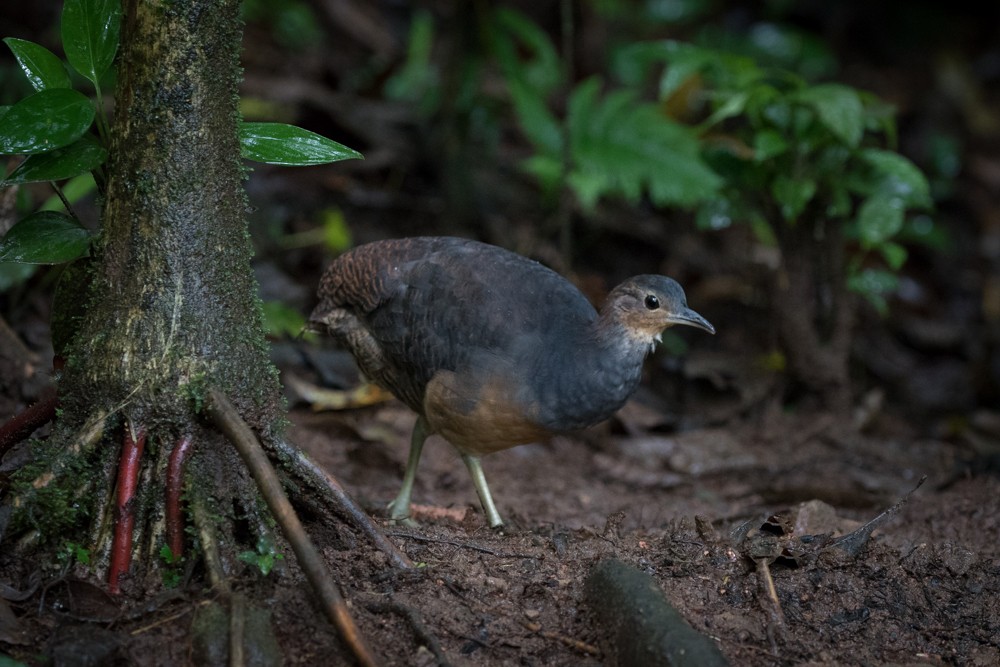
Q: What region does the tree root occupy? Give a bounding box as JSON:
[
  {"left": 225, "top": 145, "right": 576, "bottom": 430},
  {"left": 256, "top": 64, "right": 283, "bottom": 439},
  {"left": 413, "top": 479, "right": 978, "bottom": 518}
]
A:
[
  {"left": 271, "top": 437, "right": 413, "bottom": 570},
  {"left": 165, "top": 434, "right": 194, "bottom": 558},
  {"left": 109, "top": 424, "right": 147, "bottom": 595},
  {"left": 0, "top": 386, "right": 59, "bottom": 458},
  {"left": 363, "top": 598, "right": 452, "bottom": 667},
  {"left": 206, "top": 388, "right": 378, "bottom": 667}
]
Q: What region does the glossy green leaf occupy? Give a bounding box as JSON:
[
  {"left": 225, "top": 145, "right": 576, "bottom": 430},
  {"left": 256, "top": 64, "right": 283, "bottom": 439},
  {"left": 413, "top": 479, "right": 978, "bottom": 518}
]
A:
[
  {"left": 0, "top": 211, "right": 93, "bottom": 264},
  {"left": 3, "top": 38, "right": 72, "bottom": 91},
  {"left": 0, "top": 89, "right": 95, "bottom": 154},
  {"left": 3, "top": 136, "right": 106, "bottom": 185},
  {"left": 857, "top": 194, "right": 905, "bottom": 248},
  {"left": 61, "top": 0, "right": 122, "bottom": 84},
  {"left": 239, "top": 123, "right": 363, "bottom": 166},
  {"left": 795, "top": 83, "right": 863, "bottom": 147}
]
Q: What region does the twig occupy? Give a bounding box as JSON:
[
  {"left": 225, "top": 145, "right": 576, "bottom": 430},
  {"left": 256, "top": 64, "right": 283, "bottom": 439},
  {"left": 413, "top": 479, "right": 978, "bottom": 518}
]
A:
[
  {"left": 190, "top": 495, "right": 226, "bottom": 591},
  {"left": 272, "top": 437, "right": 412, "bottom": 569},
  {"left": 109, "top": 424, "right": 147, "bottom": 595},
  {"left": 166, "top": 435, "right": 195, "bottom": 558},
  {"left": 387, "top": 531, "right": 535, "bottom": 559},
  {"left": 230, "top": 592, "right": 245, "bottom": 667},
  {"left": 831, "top": 475, "right": 927, "bottom": 557},
  {"left": 0, "top": 386, "right": 59, "bottom": 457},
  {"left": 521, "top": 620, "right": 601, "bottom": 657},
  {"left": 206, "top": 389, "right": 379, "bottom": 667},
  {"left": 364, "top": 599, "right": 452, "bottom": 667},
  {"left": 754, "top": 557, "right": 786, "bottom": 655}
]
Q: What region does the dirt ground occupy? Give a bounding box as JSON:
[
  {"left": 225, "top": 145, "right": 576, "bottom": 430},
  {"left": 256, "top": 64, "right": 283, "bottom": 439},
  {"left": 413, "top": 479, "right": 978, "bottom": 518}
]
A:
[
  {"left": 6, "top": 363, "right": 998, "bottom": 666},
  {"left": 4, "top": 3, "right": 1000, "bottom": 665}
]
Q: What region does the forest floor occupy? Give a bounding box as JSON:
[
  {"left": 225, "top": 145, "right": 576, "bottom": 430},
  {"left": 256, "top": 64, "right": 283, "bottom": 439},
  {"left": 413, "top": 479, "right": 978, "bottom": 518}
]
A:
[
  {"left": 4, "top": 3, "right": 1000, "bottom": 664},
  {"left": 3, "top": 342, "right": 999, "bottom": 666}
]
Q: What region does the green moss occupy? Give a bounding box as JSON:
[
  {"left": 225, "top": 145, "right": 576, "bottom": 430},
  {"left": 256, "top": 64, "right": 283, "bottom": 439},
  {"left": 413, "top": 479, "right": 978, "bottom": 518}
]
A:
[{"left": 7, "top": 438, "right": 97, "bottom": 542}]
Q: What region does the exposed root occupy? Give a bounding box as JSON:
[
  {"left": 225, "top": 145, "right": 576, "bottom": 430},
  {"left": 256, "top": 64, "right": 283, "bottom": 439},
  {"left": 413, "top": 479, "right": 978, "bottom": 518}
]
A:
[
  {"left": 166, "top": 435, "right": 194, "bottom": 558},
  {"left": 206, "top": 388, "right": 378, "bottom": 667},
  {"left": 272, "top": 437, "right": 413, "bottom": 570},
  {"left": 0, "top": 386, "right": 59, "bottom": 458},
  {"left": 363, "top": 598, "right": 452, "bottom": 666},
  {"left": 191, "top": 493, "right": 227, "bottom": 591},
  {"left": 109, "top": 424, "right": 147, "bottom": 595}
]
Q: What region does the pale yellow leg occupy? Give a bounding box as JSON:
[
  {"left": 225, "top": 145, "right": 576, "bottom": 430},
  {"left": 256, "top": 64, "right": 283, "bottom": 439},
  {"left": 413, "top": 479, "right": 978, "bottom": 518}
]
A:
[
  {"left": 387, "top": 416, "right": 428, "bottom": 522},
  {"left": 461, "top": 454, "right": 503, "bottom": 528}
]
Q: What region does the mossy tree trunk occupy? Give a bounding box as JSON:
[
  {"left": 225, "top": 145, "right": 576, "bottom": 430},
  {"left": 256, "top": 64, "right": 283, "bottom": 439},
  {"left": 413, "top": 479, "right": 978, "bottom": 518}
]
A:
[{"left": 18, "top": 0, "right": 283, "bottom": 593}]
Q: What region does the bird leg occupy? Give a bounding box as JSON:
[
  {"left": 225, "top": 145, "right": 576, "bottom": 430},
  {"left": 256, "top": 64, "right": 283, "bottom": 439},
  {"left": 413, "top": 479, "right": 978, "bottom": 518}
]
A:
[
  {"left": 387, "top": 416, "right": 428, "bottom": 523},
  {"left": 461, "top": 454, "right": 503, "bottom": 528}
]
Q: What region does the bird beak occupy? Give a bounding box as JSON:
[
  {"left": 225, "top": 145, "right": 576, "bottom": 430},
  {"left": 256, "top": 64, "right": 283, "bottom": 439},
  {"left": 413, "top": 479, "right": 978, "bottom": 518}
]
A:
[{"left": 666, "top": 307, "right": 715, "bottom": 335}]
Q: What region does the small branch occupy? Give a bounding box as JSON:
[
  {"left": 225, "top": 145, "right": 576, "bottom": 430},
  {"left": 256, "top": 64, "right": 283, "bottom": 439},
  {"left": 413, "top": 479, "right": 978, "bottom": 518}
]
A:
[
  {"left": 190, "top": 494, "right": 227, "bottom": 591},
  {"left": 206, "top": 389, "right": 379, "bottom": 667},
  {"left": 0, "top": 386, "right": 59, "bottom": 457},
  {"left": 272, "top": 438, "right": 413, "bottom": 570},
  {"left": 387, "top": 531, "right": 535, "bottom": 559},
  {"left": 364, "top": 599, "right": 452, "bottom": 667},
  {"left": 165, "top": 435, "right": 195, "bottom": 558},
  {"left": 109, "top": 424, "right": 147, "bottom": 595}
]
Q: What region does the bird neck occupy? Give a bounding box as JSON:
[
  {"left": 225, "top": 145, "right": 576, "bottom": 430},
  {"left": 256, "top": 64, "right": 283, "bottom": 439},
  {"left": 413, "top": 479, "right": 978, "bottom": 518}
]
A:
[{"left": 533, "top": 315, "right": 652, "bottom": 432}]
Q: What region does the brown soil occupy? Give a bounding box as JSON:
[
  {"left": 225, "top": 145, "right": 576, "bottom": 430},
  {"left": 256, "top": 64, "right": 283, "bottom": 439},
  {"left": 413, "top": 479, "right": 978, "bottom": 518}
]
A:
[{"left": 6, "top": 382, "right": 995, "bottom": 666}]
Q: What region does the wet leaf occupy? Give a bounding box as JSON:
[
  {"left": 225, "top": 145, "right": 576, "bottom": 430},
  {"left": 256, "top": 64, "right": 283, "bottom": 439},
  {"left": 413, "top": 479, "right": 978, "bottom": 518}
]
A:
[
  {"left": 239, "top": 122, "right": 362, "bottom": 166},
  {"left": 3, "top": 38, "right": 72, "bottom": 91},
  {"left": 0, "top": 211, "right": 93, "bottom": 264},
  {"left": 2, "top": 135, "right": 106, "bottom": 185},
  {"left": 61, "top": 0, "right": 121, "bottom": 84},
  {"left": 0, "top": 89, "right": 95, "bottom": 155}
]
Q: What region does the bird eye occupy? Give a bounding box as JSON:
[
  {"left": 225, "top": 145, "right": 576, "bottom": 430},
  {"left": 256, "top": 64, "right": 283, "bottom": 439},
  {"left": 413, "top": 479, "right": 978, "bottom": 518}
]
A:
[{"left": 644, "top": 294, "right": 660, "bottom": 310}]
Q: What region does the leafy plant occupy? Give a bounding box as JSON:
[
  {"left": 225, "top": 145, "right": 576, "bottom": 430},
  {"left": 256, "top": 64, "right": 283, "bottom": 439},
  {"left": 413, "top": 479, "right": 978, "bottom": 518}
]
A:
[
  {"left": 612, "top": 39, "right": 933, "bottom": 405},
  {"left": 238, "top": 534, "right": 284, "bottom": 576},
  {"left": 0, "top": 0, "right": 360, "bottom": 279},
  {"left": 621, "top": 40, "right": 932, "bottom": 309},
  {"left": 486, "top": 7, "right": 720, "bottom": 212}
]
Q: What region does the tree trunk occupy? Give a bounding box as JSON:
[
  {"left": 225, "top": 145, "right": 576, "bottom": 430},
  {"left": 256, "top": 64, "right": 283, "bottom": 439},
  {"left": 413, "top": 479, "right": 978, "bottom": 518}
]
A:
[
  {"left": 16, "top": 0, "right": 282, "bottom": 593},
  {"left": 772, "top": 216, "right": 855, "bottom": 413}
]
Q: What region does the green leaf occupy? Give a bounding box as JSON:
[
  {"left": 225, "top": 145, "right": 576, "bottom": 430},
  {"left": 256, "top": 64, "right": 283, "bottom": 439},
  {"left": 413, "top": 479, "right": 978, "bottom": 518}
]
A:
[
  {"left": 848, "top": 267, "right": 899, "bottom": 315},
  {"left": 0, "top": 89, "right": 95, "bottom": 154},
  {"left": 262, "top": 300, "right": 307, "bottom": 338},
  {"left": 857, "top": 194, "right": 905, "bottom": 248},
  {"left": 239, "top": 123, "right": 362, "bottom": 166},
  {"left": 507, "top": 75, "right": 563, "bottom": 156},
  {"left": 564, "top": 77, "right": 721, "bottom": 210},
  {"left": 0, "top": 654, "right": 30, "bottom": 667},
  {"left": 795, "top": 83, "right": 864, "bottom": 147},
  {"left": 3, "top": 136, "right": 107, "bottom": 185},
  {"left": 860, "top": 148, "right": 931, "bottom": 208},
  {"left": 771, "top": 174, "right": 816, "bottom": 222},
  {"left": 493, "top": 8, "right": 562, "bottom": 95},
  {"left": 0, "top": 211, "right": 93, "bottom": 264},
  {"left": 753, "top": 129, "right": 788, "bottom": 161},
  {"left": 878, "top": 241, "right": 908, "bottom": 270},
  {"left": 3, "top": 38, "right": 72, "bottom": 91},
  {"left": 61, "top": 0, "right": 122, "bottom": 84}
]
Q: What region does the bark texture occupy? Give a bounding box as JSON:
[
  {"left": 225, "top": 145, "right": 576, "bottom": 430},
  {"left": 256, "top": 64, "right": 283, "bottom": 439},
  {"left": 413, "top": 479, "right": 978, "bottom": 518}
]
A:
[{"left": 38, "top": 0, "right": 282, "bottom": 588}]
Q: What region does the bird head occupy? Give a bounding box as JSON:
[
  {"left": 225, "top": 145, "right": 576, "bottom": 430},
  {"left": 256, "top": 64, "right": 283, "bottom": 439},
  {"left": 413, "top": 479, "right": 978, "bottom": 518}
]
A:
[{"left": 604, "top": 275, "right": 715, "bottom": 350}]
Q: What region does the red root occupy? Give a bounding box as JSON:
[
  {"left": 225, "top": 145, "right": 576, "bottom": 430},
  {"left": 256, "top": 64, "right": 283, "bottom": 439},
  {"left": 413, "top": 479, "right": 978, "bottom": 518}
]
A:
[
  {"left": 165, "top": 435, "right": 194, "bottom": 559},
  {"left": 108, "top": 425, "right": 147, "bottom": 595},
  {"left": 0, "top": 387, "right": 59, "bottom": 457}
]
